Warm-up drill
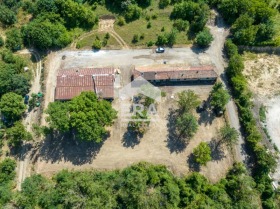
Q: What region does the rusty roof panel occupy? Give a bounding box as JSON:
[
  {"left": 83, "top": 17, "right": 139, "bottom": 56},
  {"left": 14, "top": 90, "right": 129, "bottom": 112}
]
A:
[{"left": 55, "top": 68, "right": 115, "bottom": 100}]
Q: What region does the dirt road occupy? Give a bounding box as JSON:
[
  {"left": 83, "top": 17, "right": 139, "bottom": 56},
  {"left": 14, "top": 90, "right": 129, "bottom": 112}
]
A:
[{"left": 17, "top": 49, "right": 42, "bottom": 191}]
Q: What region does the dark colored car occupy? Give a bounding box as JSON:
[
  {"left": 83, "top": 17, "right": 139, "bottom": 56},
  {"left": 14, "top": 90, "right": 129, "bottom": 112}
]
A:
[
  {"left": 24, "top": 95, "right": 29, "bottom": 105},
  {"left": 156, "top": 47, "right": 165, "bottom": 53}
]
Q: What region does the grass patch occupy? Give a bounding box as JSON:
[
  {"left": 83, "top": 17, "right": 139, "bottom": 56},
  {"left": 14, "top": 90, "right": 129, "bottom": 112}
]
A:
[
  {"left": 114, "top": 3, "right": 191, "bottom": 47},
  {"left": 243, "top": 52, "right": 258, "bottom": 60},
  {"left": 77, "top": 32, "right": 121, "bottom": 49}
]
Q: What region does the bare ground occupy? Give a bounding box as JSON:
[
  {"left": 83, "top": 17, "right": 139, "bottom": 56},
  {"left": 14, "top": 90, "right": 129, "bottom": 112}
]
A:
[{"left": 35, "top": 73, "right": 232, "bottom": 182}]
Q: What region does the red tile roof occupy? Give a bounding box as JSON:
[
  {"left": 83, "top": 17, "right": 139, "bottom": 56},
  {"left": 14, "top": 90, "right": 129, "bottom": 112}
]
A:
[
  {"left": 55, "top": 68, "right": 115, "bottom": 100},
  {"left": 133, "top": 65, "right": 218, "bottom": 81}
]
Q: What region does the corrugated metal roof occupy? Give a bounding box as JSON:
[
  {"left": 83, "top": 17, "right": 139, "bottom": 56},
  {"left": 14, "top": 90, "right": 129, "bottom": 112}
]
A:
[{"left": 55, "top": 68, "right": 114, "bottom": 100}]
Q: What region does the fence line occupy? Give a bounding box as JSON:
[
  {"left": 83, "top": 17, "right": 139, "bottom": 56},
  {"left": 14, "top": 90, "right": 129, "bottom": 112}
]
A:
[{"left": 238, "top": 46, "right": 280, "bottom": 55}]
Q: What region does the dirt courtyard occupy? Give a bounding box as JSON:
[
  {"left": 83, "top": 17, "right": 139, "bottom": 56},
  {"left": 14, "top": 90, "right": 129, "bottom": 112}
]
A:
[{"left": 35, "top": 65, "right": 232, "bottom": 183}]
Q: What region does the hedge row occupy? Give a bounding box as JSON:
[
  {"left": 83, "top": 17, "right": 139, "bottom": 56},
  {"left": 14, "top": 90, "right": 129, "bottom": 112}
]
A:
[{"left": 225, "top": 39, "right": 278, "bottom": 209}]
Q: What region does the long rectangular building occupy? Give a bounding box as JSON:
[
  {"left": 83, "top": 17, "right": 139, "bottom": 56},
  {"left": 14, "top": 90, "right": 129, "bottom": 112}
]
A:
[
  {"left": 133, "top": 65, "right": 218, "bottom": 84},
  {"left": 55, "top": 67, "right": 115, "bottom": 101}
]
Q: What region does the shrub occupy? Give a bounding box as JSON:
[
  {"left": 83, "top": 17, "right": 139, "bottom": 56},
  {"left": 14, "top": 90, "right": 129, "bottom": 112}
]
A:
[
  {"left": 147, "top": 21, "right": 152, "bottom": 28},
  {"left": 117, "top": 16, "right": 125, "bottom": 26},
  {"left": 151, "top": 13, "right": 158, "bottom": 19},
  {"left": 147, "top": 41, "right": 154, "bottom": 47},
  {"left": 124, "top": 4, "right": 141, "bottom": 22},
  {"left": 140, "top": 33, "right": 145, "bottom": 40},
  {"left": 195, "top": 28, "right": 213, "bottom": 47},
  {"left": 105, "top": 32, "right": 110, "bottom": 40},
  {"left": 132, "top": 34, "right": 139, "bottom": 43},
  {"left": 173, "top": 19, "right": 189, "bottom": 32},
  {"left": 225, "top": 39, "right": 238, "bottom": 58},
  {"left": 92, "top": 38, "right": 102, "bottom": 50},
  {"left": 161, "top": 26, "right": 165, "bottom": 32},
  {"left": 145, "top": 15, "right": 150, "bottom": 21}
]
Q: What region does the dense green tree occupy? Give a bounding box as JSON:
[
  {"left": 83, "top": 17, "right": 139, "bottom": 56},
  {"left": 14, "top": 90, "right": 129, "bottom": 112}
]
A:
[
  {"left": 216, "top": 124, "right": 239, "bottom": 149},
  {"left": 193, "top": 142, "right": 212, "bottom": 165},
  {"left": 171, "top": 1, "right": 209, "bottom": 32},
  {"left": 6, "top": 121, "right": 32, "bottom": 147},
  {"left": 124, "top": 4, "right": 142, "bottom": 22},
  {"left": 0, "top": 92, "right": 26, "bottom": 122},
  {"left": 135, "top": 0, "right": 152, "bottom": 8},
  {"left": 156, "top": 34, "right": 168, "bottom": 46},
  {"left": 210, "top": 82, "right": 230, "bottom": 112},
  {"left": 225, "top": 39, "right": 238, "bottom": 58},
  {"left": 45, "top": 101, "right": 70, "bottom": 132},
  {"left": 177, "top": 90, "right": 200, "bottom": 114},
  {"left": 0, "top": 5, "right": 17, "bottom": 26},
  {"left": 22, "top": 15, "right": 71, "bottom": 50},
  {"left": 33, "top": 0, "right": 58, "bottom": 16},
  {"left": 166, "top": 29, "right": 177, "bottom": 46},
  {"left": 11, "top": 74, "right": 31, "bottom": 96},
  {"left": 55, "top": 0, "right": 97, "bottom": 29},
  {"left": 5, "top": 28, "right": 23, "bottom": 51},
  {"left": 0, "top": 158, "right": 16, "bottom": 183},
  {"left": 69, "top": 92, "right": 117, "bottom": 142},
  {"left": 176, "top": 112, "right": 198, "bottom": 140},
  {"left": 195, "top": 28, "right": 213, "bottom": 47}
]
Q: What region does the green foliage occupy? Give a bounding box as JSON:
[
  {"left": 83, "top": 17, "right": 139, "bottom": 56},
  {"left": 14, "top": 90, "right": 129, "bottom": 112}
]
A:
[
  {"left": 159, "top": 0, "right": 170, "bottom": 9},
  {"left": 45, "top": 101, "right": 70, "bottom": 132},
  {"left": 156, "top": 29, "right": 177, "bottom": 46},
  {"left": 210, "top": 82, "right": 230, "bottom": 111},
  {"left": 92, "top": 37, "right": 102, "bottom": 49},
  {"left": 0, "top": 5, "right": 17, "bottom": 26},
  {"left": 55, "top": 0, "right": 97, "bottom": 29},
  {"left": 225, "top": 39, "right": 277, "bottom": 208},
  {"left": 0, "top": 92, "right": 26, "bottom": 123},
  {"left": 147, "top": 40, "right": 154, "bottom": 47},
  {"left": 0, "top": 158, "right": 16, "bottom": 184},
  {"left": 225, "top": 39, "right": 238, "bottom": 58},
  {"left": 177, "top": 90, "right": 200, "bottom": 114},
  {"left": 22, "top": 14, "right": 71, "bottom": 50},
  {"left": 46, "top": 92, "right": 117, "bottom": 142},
  {"left": 217, "top": 124, "right": 239, "bottom": 149},
  {"left": 125, "top": 4, "right": 142, "bottom": 22},
  {"left": 13, "top": 162, "right": 264, "bottom": 208},
  {"left": 173, "top": 19, "right": 189, "bottom": 32},
  {"left": 129, "top": 110, "right": 150, "bottom": 134},
  {"left": 195, "top": 28, "right": 213, "bottom": 47},
  {"left": 6, "top": 121, "right": 32, "bottom": 147},
  {"left": 176, "top": 112, "right": 198, "bottom": 140},
  {"left": 147, "top": 21, "right": 152, "bottom": 28},
  {"left": 117, "top": 16, "right": 126, "bottom": 26},
  {"left": 5, "top": 28, "right": 23, "bottom": 51},
  {"left": 171, "top": 1, "right": 209, "bottom": 32},
  {"left": 193, "top": 142, "right": 212, "bottom": 165},
  {"left": 132, "top": 34, "right": 139, "bottom": 43}
]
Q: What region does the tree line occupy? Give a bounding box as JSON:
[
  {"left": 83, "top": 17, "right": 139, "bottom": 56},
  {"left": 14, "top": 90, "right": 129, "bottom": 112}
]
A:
[
  {"left": 225, "top": 39, "right": 278, "bottom": 209},
  {"left": 0, "top": 161, "right": 267, "bottom": 208}
]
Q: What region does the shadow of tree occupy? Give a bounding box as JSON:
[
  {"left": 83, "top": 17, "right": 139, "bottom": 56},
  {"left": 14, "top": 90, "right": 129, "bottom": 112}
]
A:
[
  {"left": 38, "top": 131, "right": 109, "bottom": 165},
  {"left": 122, "top": 129, "right": 143, "bottom": 148},
  {"left": 187, "top": 153, "right": 200, "bottom": 172},
  {"left": 166, "top": 108, "right": 188, "bottom": 153},
  {"left": 209, "top": 140, "right": 226, "bottom": 161},
  {"left": 10, "top": 142, "right": 33, "bottom": 160},
  {"left": 198, "top": 109, "right": 216, "bottom": 126}
]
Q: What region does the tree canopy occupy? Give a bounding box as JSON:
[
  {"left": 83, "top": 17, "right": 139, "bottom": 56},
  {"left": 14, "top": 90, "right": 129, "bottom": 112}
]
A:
[
  {"left": 46, "top": 92, "right": 117, "bottom": 142},
  {"left": 210, "top": 82, "right": 230, "bottom": 112},
  {"left": 0, "top": 92, "right": 26, "bottom": 123},
  {"left": 193, "top": 142, "right": 212, "bottom": 165},
  {"left": 6, "top": 121, "right": 32, "bottom": 147}
]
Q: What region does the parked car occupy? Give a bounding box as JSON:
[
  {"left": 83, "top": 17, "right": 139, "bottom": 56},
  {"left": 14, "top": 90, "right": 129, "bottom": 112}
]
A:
[
  {"left": 156, "top": 47, "right": 165, "bottom": 53},
  {"left": 24, "top": 95, "right": 29, "bottom": 105}
]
